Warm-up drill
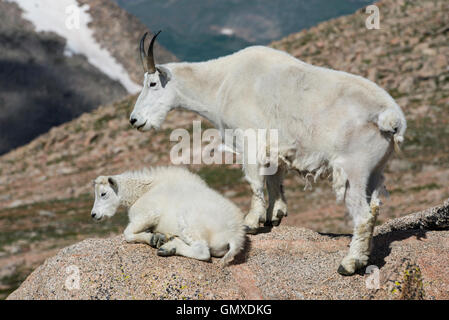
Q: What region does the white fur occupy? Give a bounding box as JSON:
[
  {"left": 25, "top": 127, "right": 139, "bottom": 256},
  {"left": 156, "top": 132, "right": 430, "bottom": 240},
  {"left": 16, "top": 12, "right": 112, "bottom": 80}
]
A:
[
  {"left": 91, "top": 166, "right": 245, "bottom": 265},
  {"left": 130, "top": 46, "right": 407, "bottom": 274}
]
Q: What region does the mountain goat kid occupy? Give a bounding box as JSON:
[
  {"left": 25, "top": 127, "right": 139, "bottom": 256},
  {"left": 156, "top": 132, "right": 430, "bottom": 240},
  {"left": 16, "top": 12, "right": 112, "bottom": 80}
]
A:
[{"left": 90, "top": 166, "right": 245, "bottom": 265}]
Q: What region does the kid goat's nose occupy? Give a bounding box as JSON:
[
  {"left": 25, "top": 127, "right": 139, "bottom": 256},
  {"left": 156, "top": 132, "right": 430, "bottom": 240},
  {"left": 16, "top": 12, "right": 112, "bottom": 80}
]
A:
[
  {"left": 130, "top": 118, "right": 137, "bottom": 125},
  {"left": 91, "top": 212, "right": 97, "bottom": 218}
]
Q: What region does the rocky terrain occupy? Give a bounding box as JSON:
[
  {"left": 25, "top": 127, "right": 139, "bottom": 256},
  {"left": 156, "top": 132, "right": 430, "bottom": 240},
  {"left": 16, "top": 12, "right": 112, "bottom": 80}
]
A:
[
  {"left": 1, "top": 0, "right": 448, "bottom": 298},
  {"left": 7, "top": 201, "right": 449, "bottom": 300},
  {"left": 0, "top": 0, "right": 176, "bottom": 154}
]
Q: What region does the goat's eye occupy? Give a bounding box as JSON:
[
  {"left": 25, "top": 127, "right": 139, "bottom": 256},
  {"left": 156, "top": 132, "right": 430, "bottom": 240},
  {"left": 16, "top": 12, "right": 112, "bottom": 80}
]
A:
[
  {"left": 101, "top": 192, "right": 106, "bottom": 197},
  {"left": 149, "top": 82, "right": 157, "bottom": 87}
]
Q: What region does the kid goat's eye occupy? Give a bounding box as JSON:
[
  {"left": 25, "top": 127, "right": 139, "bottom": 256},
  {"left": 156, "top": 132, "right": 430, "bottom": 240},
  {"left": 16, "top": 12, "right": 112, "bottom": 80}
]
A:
[
  {"left": 101, "top": 192, "right": 106, "bottom": 197},
  {"left": 149, "top": 82, "right": 156, "bottom": 87}
]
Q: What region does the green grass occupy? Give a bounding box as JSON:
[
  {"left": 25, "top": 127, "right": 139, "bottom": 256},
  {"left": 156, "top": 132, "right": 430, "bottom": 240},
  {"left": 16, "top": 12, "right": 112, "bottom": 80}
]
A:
[
  {"left": 405, "top": 118, "right": 449, "bottom": 156},
  {"left": 0, "top": 195, "right": 127, "bottom": 253},
  {"left": 45, "top": 154, "right": 77, "bottom": 166},
  {"left": 388, "top": 88, "right": 407, "bottom": 99},
  {"left": 390, "top": 183, "right": 441, "bottom": 195},
  {"left": 93, "top": 114, "right": 116, "bottom": 130},
  {"left": 0, "top": 265, "right": 32, "bottom": 300},
  {"left": 197, "top": 166, "right": 244, "bottom": 189}
]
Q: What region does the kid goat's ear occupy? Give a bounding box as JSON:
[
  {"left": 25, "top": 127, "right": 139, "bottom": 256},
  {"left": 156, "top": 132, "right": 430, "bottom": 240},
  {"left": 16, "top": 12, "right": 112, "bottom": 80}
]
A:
[{"left": 108, "top": 177, "right": 118, "bottom": 194}]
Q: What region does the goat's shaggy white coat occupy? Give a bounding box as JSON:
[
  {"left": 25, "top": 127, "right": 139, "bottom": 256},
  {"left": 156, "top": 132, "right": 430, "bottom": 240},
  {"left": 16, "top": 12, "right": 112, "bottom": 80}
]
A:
[
  {"left": 130, "top": 46, "right": 407, "bottom": 275},
  {"left": 91, "top": 166, "right": 245, "bottom": 265}
]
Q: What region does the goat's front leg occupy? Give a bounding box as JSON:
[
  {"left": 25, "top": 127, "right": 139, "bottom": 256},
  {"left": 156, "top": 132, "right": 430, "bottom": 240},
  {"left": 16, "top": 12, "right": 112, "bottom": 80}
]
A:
[
  {"left": 124, "top": 220, "right": 167, "bottom": 248},
  {"left": 266, "top": 165, "right": 287, "bottom": 226},
  {"left": 243, "top": 163, "right": 266, "bottom": 234},
  {"left": 157, "top": 238, "right": 211, "bottom": 261}
]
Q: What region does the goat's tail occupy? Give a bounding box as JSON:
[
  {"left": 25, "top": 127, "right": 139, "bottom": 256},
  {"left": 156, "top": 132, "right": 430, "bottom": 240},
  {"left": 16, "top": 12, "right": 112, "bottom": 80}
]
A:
[
  {"left": 376, "top": 107, "right": 406, "bottom": 155},
  {"left": 220, "top": 231, "right": 245, "bottom": 266}
]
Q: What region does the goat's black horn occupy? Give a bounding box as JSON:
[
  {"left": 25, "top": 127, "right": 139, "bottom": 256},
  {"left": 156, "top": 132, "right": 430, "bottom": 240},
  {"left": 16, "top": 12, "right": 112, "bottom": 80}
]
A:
[
  {"left": 139, "top": 32, "right": 148, "bottom": 72},
  {"left": 147, "top": 30, "right": 161, "bottom": 74}
]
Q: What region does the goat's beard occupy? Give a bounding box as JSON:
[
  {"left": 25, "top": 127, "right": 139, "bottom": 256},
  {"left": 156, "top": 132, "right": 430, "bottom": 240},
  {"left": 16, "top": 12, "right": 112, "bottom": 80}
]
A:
[{"left": 142, "top": 109, "right": 169, "bottom": 131}]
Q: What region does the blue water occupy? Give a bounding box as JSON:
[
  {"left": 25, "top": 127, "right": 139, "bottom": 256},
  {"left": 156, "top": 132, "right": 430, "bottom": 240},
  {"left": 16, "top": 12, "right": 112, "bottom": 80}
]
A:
[{"left": 114, "top": 0, "right": 374, "bottom": 62}]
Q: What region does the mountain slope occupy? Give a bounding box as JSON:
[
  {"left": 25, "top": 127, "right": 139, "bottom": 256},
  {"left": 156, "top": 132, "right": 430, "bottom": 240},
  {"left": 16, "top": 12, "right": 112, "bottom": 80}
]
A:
[{"left": 0, "top": 0, "right": 176, "bottom": 155}]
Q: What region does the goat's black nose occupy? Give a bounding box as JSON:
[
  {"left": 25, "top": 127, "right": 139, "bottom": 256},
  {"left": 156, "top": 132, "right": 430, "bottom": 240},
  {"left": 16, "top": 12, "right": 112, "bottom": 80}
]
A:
[
  {"left": 91, "top": 212, "right": 96, "bottom": 218},
  {"left": 130, "top": 118, "right": 137, "bottom": 125}
]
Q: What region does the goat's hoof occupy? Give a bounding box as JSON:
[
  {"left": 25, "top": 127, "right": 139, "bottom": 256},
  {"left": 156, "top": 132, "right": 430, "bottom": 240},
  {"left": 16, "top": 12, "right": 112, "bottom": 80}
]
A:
[
  {"left": 157, "top": 247, "right": 176, "bottom": 257},
  {"left": 338, "top": 255, "right": 368, "bottom": 276},
  {"left": 263, "top": 220, "right": 273, "bottom": 227},
  {"left": 150, "top": 233, "right": 167, "bottom": 248},
  {"left": 244, "top": 225, "right": 258, "bottom": 235},
  {"left": 338, "top": 255, "right": 356, "bottom": 276},
  {"left": 273, "top": 210, "right": 285, "bottom": 226},
  {"left": 337, "top": 264, "right": 355, "bottom": 276},
  {"left": 267, "top": 211, "right": 283, "bottom": 227},
  {"left": 277, "top": 209, "right": 287, "bottom": 218}
]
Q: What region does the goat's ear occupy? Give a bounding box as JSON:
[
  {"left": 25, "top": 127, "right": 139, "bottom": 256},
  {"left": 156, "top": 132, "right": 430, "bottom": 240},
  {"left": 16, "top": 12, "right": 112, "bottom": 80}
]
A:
[
  {"left": 108, "top": 177, "right": 118, "bottom": 194},
  {"left": 156, "top": 65, "right": 171, "bottom": 87}
]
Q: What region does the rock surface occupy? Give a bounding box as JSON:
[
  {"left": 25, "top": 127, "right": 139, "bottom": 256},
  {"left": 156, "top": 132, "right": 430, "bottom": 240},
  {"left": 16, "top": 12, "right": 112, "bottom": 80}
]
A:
[{"left": 8, "top": 201, "right": 449, "bottom": 300}]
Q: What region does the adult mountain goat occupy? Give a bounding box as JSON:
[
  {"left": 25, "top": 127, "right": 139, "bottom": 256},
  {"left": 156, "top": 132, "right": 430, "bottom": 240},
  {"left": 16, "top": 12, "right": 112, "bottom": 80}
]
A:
[
  {"left": 91, "top": 166, "right": 245, "bottom": 265},
  {"left": 130, "top": 32, "right": 406, "bottom": 275}
]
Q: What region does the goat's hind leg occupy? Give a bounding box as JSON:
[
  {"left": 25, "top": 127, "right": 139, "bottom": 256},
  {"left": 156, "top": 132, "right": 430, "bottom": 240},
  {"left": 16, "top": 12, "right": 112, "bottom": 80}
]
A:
[
  {"left": 338, "top": 170, "right": 383, "bottom": 276},
  {"left": 265, "top": 166, "right": 287, "bottom": 226},
  {"left": 157, "top": 238, "right": 211, "bottom": 261}
]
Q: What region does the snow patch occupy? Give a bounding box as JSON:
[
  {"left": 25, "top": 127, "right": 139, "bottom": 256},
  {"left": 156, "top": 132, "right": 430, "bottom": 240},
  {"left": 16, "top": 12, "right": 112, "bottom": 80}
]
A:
[
  {"left": 220, "top": 28, "right": 235, "bottom": 36},
  {"left": 7, "top": 0, "right": 141, "bottom": 93}
]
